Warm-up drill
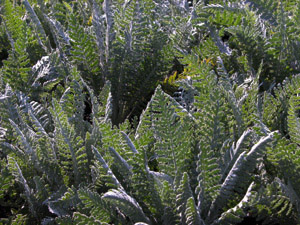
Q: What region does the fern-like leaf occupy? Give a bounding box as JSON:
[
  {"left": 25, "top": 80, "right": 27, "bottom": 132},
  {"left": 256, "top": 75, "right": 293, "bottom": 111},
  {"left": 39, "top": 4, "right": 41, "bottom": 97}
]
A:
[
  {"left": 185, "top": 197, "right": 204, "bottom": 225},
  {"left": 206, "top": 131, "right": 275, "bottom": 223},
  {"left": 102, "top": 188, "right": 151, "bottom": 224}
]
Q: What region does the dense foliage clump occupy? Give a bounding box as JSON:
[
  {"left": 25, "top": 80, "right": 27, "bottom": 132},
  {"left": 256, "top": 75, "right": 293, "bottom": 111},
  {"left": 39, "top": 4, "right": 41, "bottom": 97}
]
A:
[{"left": 0, "top": 0, "right": 300, "bottom": 224}]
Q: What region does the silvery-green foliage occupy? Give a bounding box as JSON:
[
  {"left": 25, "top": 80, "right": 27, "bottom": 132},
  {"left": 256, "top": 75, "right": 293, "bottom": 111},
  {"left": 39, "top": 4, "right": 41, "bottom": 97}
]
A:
[
  {"left": 1, "top": 0, "right": 300, "bottom": 224},
  {"left": 150, "top": 86, "right": 193, "bottom": 179},
  {"left": 176, "top": 172, "right": 203, "bottom": 225},
  {"left": 206, "top": 131, "right": 275, "bottom": 223},
  {"left": 68, "top": 11, "right": 104, "bottom": 90},
  {"left": 50, "top": 98, "right": 89, "bottom": 186},
  {"left": 1, "top": 71, "right": 300, "bottom": 224},
  {"left": 102, "top": 188, "right": 151, "bottom": 224},
  {"left": 22, "top": 0, "right": 51, "bottom": 53}
]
